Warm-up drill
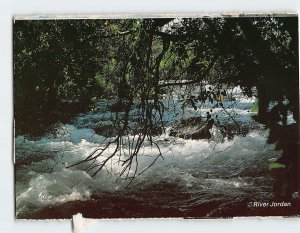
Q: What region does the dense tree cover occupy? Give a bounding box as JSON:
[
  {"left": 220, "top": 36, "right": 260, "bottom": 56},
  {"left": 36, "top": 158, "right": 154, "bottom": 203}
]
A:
[
  {"left": 14, "top": 19, "right": 129, "bottom": 134},
  {"left": 14, "top": 17, "right": 298, "bottom": 121},
  {"left": 14, "top": 17, "right": 298, "bottom": 185}
]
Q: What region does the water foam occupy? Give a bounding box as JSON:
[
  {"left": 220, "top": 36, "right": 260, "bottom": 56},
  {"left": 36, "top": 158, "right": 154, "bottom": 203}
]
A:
[{"left": 15, "top": 94, "right": 281, "bottom": 217}]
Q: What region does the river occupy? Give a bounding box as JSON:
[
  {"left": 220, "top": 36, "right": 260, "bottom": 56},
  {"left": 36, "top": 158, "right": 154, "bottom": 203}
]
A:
[{"left": 15, "top": 87, "right": 292, "bottom": 219}]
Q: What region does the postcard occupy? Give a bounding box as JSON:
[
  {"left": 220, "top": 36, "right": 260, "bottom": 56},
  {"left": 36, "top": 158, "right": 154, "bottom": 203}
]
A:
[{"left": 14, "top": 15, "right": 299, "bottom": 219}]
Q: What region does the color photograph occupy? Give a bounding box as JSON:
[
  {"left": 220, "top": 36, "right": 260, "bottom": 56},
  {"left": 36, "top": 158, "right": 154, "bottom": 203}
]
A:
[{"left": 14, "top": 16, "right": 299, "bottom": 219}]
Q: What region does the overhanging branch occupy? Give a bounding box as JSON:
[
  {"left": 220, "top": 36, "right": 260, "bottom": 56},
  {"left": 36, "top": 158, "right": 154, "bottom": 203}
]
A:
[{"left": 158, "top": 55, "right": 219, "bottom": 88}]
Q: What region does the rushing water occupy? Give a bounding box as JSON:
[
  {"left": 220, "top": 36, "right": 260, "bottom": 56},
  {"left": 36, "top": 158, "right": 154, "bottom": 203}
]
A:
[{"left": 15, "top": 89, "right": 287, "bottom": 219}]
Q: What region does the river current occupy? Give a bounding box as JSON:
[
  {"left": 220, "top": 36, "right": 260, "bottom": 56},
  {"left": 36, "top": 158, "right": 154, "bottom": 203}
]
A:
[{"left": 15, "top": 88, "right": 284, "bottom": 218}]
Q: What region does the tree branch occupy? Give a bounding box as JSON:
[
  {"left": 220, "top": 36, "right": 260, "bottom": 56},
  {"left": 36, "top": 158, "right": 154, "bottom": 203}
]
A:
[{"left": 158, "top": 55, "right": 219, "bottom": 88}]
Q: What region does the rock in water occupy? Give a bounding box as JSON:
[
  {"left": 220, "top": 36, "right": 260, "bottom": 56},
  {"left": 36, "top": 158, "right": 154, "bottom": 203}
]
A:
[{"left": 169, "top": 117, "right": 214, "bottom": 140}]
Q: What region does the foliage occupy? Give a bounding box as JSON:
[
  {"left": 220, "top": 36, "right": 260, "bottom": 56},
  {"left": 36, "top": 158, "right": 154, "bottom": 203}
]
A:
[
  {"left": 269, "top": 162, "right": 286, "bottom": 170},
  {"left": 251, "top": 100, "right": 259, "bottom": 112},
  {"left": 14, "top": 17, "right": 298, "bottom": 180}
]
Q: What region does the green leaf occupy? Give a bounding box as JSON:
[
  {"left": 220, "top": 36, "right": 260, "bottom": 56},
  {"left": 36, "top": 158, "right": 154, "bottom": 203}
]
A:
[
  {"left": 268, "top": 162, "right": 286, "bottom": 170},
  {"left": 91, "top": 96, "right": 97, "bottom": 102},
  {"left": 251, "top": 100, "right": 259, "bottom": 112}
]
